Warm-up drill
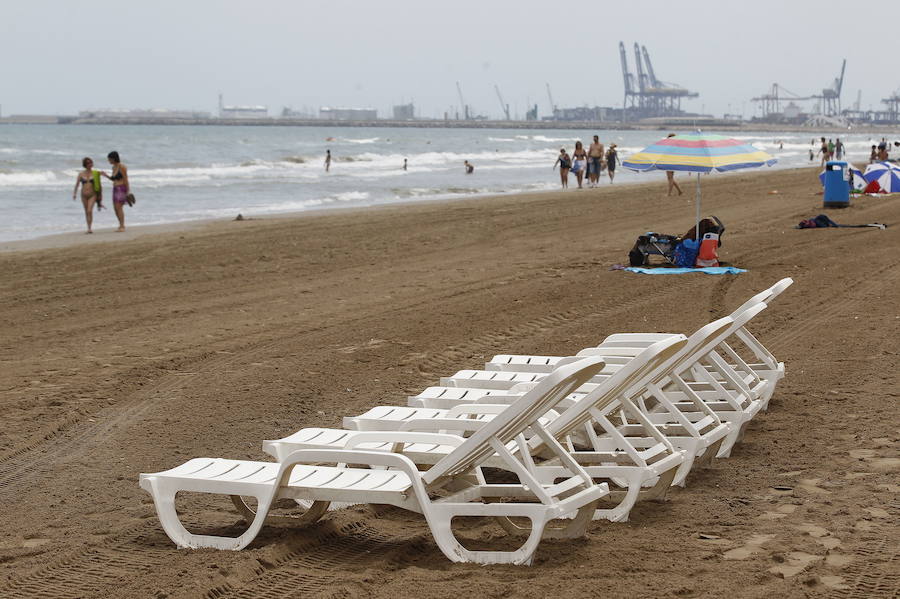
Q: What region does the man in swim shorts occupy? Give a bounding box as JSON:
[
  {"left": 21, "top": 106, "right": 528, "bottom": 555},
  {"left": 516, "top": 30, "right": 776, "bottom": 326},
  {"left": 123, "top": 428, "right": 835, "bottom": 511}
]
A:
[{"left": 588, "top": 135, "right": 605, "bottom": 187}]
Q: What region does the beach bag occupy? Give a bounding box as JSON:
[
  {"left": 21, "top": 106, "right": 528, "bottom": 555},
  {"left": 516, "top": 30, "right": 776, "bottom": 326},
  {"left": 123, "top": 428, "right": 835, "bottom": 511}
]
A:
[
  {"left": 673, "top": 239, "right": 700, "bottom": 267},
  {"left": 695, "top": 233, "right": 720, "bottom": 267}
]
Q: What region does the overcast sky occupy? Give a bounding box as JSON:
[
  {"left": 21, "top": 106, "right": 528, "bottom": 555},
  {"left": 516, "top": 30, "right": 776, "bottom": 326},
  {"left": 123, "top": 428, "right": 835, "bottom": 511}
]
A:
[{"left": 3, "top": 0, "right": 897, "bottom": 119}]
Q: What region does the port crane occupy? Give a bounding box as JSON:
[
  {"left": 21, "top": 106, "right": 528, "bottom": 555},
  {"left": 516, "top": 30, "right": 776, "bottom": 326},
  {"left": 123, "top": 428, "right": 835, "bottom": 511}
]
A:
[
  {"left": 812, "top": 59, "right": 846, "bottom": 116},
  {"left": 455, "top": 81, "right": 470, "bottom": 120},
  {"left": 545, "top": 83, "right": 557, "bottom": 116},
  {"left": 751, "top": 83, "right": 813, "bottom": 118},
  {"left": 619, "top": 42, "right": 697, "bottom": 118},
  {"left": 494, "top": 84, "right": 510, "bottom": 120}
]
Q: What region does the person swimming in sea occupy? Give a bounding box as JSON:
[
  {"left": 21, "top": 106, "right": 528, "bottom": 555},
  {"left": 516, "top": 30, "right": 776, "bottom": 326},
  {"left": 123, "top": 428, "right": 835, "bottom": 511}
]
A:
[
  {"left": 464, "top": 160, "right": 474, "bottom": 174},
  {"left": 101, "top": 151, "right": 129, "bottom": 232},
  {"left": 72, "top": 157, "right": 101, "bottom": 233},
  {"left": 324, "top": 149, "right": 332, "bottom": 172}
]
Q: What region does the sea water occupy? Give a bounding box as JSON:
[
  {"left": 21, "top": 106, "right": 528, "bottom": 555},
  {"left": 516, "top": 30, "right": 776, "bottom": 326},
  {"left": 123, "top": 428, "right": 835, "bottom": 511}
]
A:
[{"left": 0, "top": 124, "right": 886, "bottom": 242}]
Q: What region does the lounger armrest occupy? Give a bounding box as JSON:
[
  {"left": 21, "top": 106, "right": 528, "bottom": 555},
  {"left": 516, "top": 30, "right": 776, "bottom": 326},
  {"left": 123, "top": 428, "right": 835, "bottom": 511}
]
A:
[
  {"left": 277, "top": 449, "right": 426, "bottom": 489},
  {"left": 398, "top": 418, "right": 487, "bottom": 433},
  {"left": 341, "top": 431, "right": 467, "bottom": 451},
  {"left": 473, "top": 394, "right": 521, "bottom": 404}
]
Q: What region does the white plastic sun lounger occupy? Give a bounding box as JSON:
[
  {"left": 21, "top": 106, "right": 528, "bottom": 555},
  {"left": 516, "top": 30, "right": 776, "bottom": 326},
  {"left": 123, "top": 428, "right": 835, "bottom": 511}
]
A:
[
  {"left": 439, "top": 313, "right": 755, "bottom": 462},
  {"left": 265, "top": 336, "right": 689, "bottom": 523},
  {"left": 485, "top": 278, "right": 793, "bottom": 409},
  {"left": 551, "top": 278, "right": 792, "bottom": 409},
  {"left": 474, "top": 304, "right": 772, "bottom": 458},
  {"left": 140, "top": 357, "right": 608, "bottom": 565}
]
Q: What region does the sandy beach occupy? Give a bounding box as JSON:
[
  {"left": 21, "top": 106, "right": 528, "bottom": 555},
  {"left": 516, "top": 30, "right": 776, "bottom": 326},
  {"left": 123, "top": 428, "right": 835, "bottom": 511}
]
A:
[{"left": 0, "top": 167, "right": 897, "bottom": 598}]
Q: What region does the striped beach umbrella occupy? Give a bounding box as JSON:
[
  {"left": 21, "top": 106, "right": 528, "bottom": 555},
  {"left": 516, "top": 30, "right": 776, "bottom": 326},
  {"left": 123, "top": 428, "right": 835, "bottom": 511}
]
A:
[
  {"left": 862, "top": 161, "right": 900, "bottom": 193},
  {"left": 623, "top": 133, "right": 776, "bottom": 236}
]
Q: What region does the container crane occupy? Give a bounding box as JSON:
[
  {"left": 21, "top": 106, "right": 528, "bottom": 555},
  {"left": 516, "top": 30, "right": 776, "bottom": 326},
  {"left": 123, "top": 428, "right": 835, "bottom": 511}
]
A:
[
  {"left": 545, "top": 83, "right": 557, "bottom": 116},
  {"left": 455, "top": 81, "right": 470, "bottom": 120},
  {"left": 494, "top": 84, "right": 510, "bottom": 120},
  {"left": 812, "top": 59, "right": 845, "bottom": 116}
]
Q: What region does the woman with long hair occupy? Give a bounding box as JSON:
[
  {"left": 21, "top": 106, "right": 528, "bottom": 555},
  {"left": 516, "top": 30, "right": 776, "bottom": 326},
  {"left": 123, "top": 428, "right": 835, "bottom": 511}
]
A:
[
  {"left": 553, "top": 148, "right": 571, "bottom": 189},
  {"left": 71, "top": 157, "right": 102, "bottom": 233},
  {"left": 102, "top": 151, "right": 130, "bottom": 232},
  {"left": 571, "top": 141, "right": 587, "bottom": 189}
]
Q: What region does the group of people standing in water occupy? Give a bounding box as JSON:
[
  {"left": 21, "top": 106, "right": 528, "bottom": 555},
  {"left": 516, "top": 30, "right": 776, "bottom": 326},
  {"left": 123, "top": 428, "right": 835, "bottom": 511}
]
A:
[
  {"left": 553, "top": 136, "right": 620, "bottom": 188},
  {"left": 72, "top": 151, "right": 131, "bottom": 233}
]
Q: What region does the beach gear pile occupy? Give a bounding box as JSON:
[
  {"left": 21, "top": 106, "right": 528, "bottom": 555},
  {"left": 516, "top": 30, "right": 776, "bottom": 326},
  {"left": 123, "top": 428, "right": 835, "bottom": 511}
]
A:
[
  {"left": 140, "top": 279, "right": 792, "bottom": 565},
  {"left": 628, "top": 216, "right": 725, "bottom": 268}
]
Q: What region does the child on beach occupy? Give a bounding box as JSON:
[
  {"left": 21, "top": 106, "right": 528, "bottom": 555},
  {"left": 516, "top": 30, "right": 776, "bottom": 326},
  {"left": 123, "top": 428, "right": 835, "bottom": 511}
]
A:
[
  {"left": 464, "top": 160, "right": 474, "bottom": 174},
  {"left": 553, "top": 148, "right": 571, "bottom": 189}
]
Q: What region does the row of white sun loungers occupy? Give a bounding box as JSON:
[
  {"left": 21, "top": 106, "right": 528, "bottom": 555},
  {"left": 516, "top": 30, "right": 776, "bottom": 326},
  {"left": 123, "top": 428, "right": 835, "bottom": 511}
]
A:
[{"left": 140, "top": 278, "right": 792, "bottom": 565}]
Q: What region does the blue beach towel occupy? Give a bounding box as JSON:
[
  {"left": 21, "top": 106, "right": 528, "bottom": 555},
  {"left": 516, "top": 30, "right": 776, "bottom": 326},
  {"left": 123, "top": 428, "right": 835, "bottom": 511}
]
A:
[{"left": 625, "top": 266, "right": 747, "bottom": 275}]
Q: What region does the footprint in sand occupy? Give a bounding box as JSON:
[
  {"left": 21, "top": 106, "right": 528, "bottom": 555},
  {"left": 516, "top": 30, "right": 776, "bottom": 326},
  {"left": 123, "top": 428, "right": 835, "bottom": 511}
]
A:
[
  {"left": 796, "top": 478, "right": 831, "bottom": 495},
  {"left": 723, "top": 534, "right": 775, "bottom": 560},
  {"left": 758, "top": 504, "right": 798, "bottom": 521},
  {"left": 825, "top": 553, "right": 853, "bottom": 568},
  {"left": 864, "top": 507, "right": 890, "bottom": 518},
  {"left": 820, "top": 575, "right": 849, "bottom": 590},
  {"left": 768, "top": 551, "right": 823, "bottom": 578},
  {"left": 794, "top": 523, "right": 841, "bottom": 549}
]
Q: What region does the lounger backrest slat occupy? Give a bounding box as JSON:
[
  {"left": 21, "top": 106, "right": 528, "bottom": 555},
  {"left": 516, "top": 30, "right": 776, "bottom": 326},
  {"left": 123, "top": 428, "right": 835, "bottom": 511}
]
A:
[
  {"left": 731, "top": 277, "right": 792, "bottom": 317},
  {"left": 421, "top": 357, "right": 605, "bottom": 486},
  {"left": 651, "top": 316, "right": 734, "bottom": 382},
  {"left": 547, "top": 336, "right": 689, "bottom": 438}
]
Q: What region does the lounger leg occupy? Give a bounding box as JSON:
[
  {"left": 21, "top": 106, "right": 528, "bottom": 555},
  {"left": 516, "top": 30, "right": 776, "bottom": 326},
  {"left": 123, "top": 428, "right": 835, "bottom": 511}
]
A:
[
  {"left": 637, "top": 466, "right": 678, "bottom": 501},
  {"left": 145, "top": 478, "right": 274, "bottom": 551},
  {"left": 494, "top": 500, "right": 599, "bottom": 539},
  {"left": 230, "top": 495, "right": 330, "bottom": 527},
  {"left": 595, "top": 472, "right": 644, "bottom": 522},
  {"left": 421, "top": 503, "right": 565, "bottom": 565}
]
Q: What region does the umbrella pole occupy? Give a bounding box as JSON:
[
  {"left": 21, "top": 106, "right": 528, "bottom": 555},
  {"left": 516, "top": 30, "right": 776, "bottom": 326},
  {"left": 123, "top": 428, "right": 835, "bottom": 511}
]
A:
[{"left": 695, "top": 173, "right": 702, "bottom": 241}]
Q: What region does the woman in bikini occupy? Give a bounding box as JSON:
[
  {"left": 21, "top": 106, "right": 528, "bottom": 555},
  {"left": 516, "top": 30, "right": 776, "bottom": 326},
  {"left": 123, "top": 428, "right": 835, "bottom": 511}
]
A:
[
  {"left": 72, "top": 157, "right": 101, "bottom": 233},
  {"left": 553, "top": 148, "right": 571, "bottom": 189},
  {"left": 103, "top": 151, "right": 130, "bottom": 232},
  {"left": 571, "top": 141, "right": 587, "bottom": 189}
]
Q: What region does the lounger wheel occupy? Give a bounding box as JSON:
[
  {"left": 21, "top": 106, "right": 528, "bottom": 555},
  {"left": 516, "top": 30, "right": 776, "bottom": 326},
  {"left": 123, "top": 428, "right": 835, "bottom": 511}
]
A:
[{"left": 230, "top": 495, "right": 329, "bottom": 526}]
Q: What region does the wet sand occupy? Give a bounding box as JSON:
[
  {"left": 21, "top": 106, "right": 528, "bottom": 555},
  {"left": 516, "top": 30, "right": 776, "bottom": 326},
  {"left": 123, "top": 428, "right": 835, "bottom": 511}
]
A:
[{"left": 0, "top": 168, "right": 897, "bottom": 598}]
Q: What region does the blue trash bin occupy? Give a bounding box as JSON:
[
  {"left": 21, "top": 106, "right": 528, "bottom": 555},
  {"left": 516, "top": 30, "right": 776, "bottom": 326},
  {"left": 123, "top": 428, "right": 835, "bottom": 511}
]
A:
[{"left": 823, "top": 161, "right": 850, "bottom": 208}]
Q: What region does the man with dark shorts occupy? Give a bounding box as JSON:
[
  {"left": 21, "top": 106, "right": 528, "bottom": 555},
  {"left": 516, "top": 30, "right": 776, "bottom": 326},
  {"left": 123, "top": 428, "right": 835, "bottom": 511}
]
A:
[{"left": 587, "top": 135, "right": 605, "bottom": 187}]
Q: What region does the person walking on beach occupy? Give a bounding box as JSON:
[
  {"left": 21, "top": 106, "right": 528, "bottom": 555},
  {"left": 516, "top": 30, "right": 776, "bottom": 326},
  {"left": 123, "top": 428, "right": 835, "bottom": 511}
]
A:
[
  {"left": 324, "top": 149, "right": 331, "bottom": 172},
  {"left": 818, "top": 137, "right": 829, "bottom": 166},
  {"left": 827, "top": 139, "right": 835, "bottom": 161},
  {"left": 553, "top": 148, "right": 571, "bottom": 189},
  {"left": 587, "top": 135, "right": 605, "bottom": 187},
  {"left": 72, "top": 157, "right": 101, "bottom": 234},
  {"left": 464, "top": 160, "right": 474, "bottom": 174},
  {"left": 606, "top": 144, "right": 619, "bottom": 183},
  {"left": 835, "top": 138, "right": 845, "bottom": 160},
  {"left": 102, "top": 151, "right": 129, "bottom": 232},
  {"left": 571, "top": 141, "right": 587, "bottom": 189},
  {"left": 665, "top": 134, "right": 682, "bottom": 196}
]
